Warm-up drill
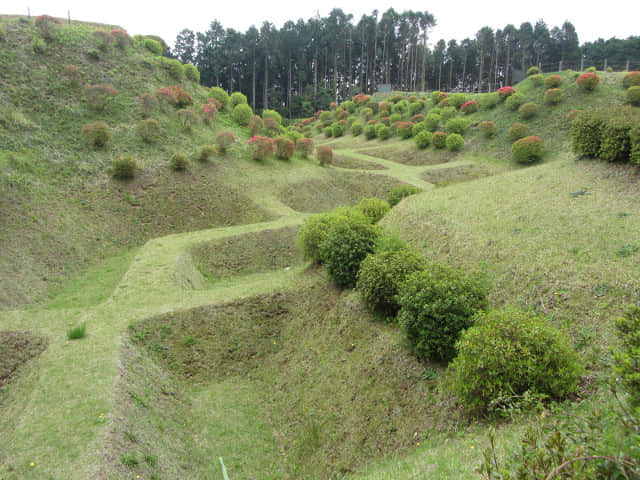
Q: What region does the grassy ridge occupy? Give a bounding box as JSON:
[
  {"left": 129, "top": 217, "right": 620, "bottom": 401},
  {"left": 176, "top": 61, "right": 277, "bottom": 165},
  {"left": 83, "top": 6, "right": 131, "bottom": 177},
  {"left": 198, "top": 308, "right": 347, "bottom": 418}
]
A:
[{"left": 1, "top": 12, "right": 639, "bottom": 480}]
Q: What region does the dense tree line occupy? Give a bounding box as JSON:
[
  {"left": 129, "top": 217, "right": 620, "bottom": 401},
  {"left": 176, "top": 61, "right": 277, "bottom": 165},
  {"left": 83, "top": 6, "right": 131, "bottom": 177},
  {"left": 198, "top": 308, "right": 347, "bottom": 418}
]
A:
[{"left": 171, "top": 9, "right": 640, "bottom": 118}]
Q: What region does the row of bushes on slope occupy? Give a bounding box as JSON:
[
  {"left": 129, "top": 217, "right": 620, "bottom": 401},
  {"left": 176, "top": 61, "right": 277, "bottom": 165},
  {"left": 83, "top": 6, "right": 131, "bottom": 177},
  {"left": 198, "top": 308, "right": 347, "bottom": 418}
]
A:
[
  {"left": 296, "top": 199, "right": 583, "bottom": 416},
  {"left": 571, "top": 107, "right": 640, "bottom": 163}
]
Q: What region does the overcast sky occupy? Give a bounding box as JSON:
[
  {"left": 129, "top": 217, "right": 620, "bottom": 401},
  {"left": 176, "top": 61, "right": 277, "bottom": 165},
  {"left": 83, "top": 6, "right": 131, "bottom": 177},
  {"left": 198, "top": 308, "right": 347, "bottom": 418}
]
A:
[{"left": 7, "top": 1, "right": 638, "bottom": 48}]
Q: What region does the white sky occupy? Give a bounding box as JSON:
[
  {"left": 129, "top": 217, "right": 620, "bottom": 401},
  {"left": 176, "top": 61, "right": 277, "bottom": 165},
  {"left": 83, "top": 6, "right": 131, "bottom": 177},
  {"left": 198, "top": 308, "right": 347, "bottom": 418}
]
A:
[{"left": 6, "top": 1, "right": 638, "bottom": 48}]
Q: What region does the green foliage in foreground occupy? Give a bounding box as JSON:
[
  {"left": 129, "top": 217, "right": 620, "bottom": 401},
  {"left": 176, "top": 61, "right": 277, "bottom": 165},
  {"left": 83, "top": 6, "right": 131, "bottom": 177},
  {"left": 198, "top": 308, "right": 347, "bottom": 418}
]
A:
[{"left": 451, "top": 307, "right": 582, "bottom": 414}]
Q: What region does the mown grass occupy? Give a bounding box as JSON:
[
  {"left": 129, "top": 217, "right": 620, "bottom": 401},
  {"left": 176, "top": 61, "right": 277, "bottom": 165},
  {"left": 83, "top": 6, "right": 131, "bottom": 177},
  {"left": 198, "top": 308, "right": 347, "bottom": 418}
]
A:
[{"left": 1, "top": 13, "right": 639, "bottom": 480}]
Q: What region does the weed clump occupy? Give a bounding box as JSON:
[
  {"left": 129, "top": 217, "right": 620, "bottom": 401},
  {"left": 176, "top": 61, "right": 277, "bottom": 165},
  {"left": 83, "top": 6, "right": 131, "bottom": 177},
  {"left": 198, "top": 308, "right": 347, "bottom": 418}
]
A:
[
  {"left": 479, "top": 121, "right": 496, "bottom": 138},
  {"left": 86, "top": 84, "right": 118, "bottom": 112},
  {"left": 197, "top": 144, "right": 217, "bottom": 162},
  {"left": 169, "top": 152, "right": 189, "bottom": 171},
  {"left": 112, "top": 155, "right": 138, "bottom": 180},
  {"left": 136, "top": 118, "right": 161, "bottom": 143},
  {"left": 67, "top": 323, "right": 87, "bottom": 340},
  {"left": 450, "top": 307, "right": 582, "bottom": 413},
  {"left": 387, "top": 184, "right": 422, "bottom": 207},
  {"left": 82, "top": 121, "right": 111, "bottom": 147},
  {"left": 176, "top": 109, "right": 199, "bottom": 131}
]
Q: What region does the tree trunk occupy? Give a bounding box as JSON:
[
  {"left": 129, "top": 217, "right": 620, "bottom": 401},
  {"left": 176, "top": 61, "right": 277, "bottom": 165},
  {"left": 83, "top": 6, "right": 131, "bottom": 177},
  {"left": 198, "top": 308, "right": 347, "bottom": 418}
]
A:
[{"left": 263, "top": 55, "right": 268, "bottom": 110}]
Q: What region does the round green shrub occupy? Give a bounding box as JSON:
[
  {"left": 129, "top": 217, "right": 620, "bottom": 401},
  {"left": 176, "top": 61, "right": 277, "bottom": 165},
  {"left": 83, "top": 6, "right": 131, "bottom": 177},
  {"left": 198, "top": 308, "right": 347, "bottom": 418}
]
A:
[
  {"left": 350, "top": 121, "right": 363, "bottom": 136},
  {"left": 446, "top": 133, "right": 464, "bottom": 151},
  {"left": 512, "top": 135, "right": 543, "bottom": 164},
  {"left": 432, "top": 131, "right": 447, "bottom": 149},
  {"left": 170, "top": 152, "right": 189, "bottom": 171},
  {"left": 136, "top": 118, "right": 161, "bottom": 143},
  {"left": 262, "top": 109, "right": 282, "bottom": 125},
  {"left": 183, "top": 64, "right": 200, "bottom": 82},
  {"left": 230, "top": 92, "right": 248, "bottom": 107},
  {"left": 197, "top": 144, "right": 217, "bottom": 162},
  {"left": 529, "top": 74, "right": 544, "bottom": 87},
  {"left": 544, "top": 88, "right": 563, "bottom": 105},
  {"left": 626, "top": 86, "right": 640, "bottom": 106},
  {"left": 376, "top": 125, "right": 392, "bottom": 140},
  {"left": 364, "top": 124, "right": 377, "bottom": 140},
  {"left": 331, "top": 122, "right": 345, "bottom": 137},
  {"left": 408, "top": 101, "right": 424, "bottom": 116},
  {"left": 479, "top": 92, "right": 499, "bottom": 109},
  {"left": 527, "top": 66, "right": 541, "bottom": 76},
  {"left": 341, "top": 100, "right": 356, "bottom": 113},
  {"left": 448, "top": 93, "right": 467, "bottom": 109},
  {"left": 143, "top": 38, "right": 163, "bottom": 55},
  {"left": 479, "top": 121, "right": 496, "bottom": 138},
  {"left": 423, "top": 113, "right": 442, "bottom": 132},
  {"left": 397, "top": 122, "right": 414, "bottom": 139},
  {"left": 398, "top": 264, "right": 488, "bottom": 361},
  {"left": 412, "top": 122, "right": 426, "bottom": 137},
  {"left": 585, "top": 66, "right": 597, "bottom": 73},
  {"left": 165, "top": 59, "right": 184, "bottom": 80},
  {"left": 415, "top": 130, "right": 432, "bottom": 149},
  {"left": 323, "top": 126, "right": 333, "bottom": 137},
  {"left": 441, "top": 106, "right": 457, "bottom": 121},
  {"left": 387, "top": 184, "right": 422, "bottom": 207},
  {"left": 622, "top": 71, "right": 640, "bottom": 89},
  {"left": 509, "top": 122, "right": 529, "bottom": 140},
  {"left": 389, "top": 113, "right": 402, "bottom": 124},
  {"left": 505, "top": 92, "right": 526, "bottom": 111},
  {"left": 544, "top": 74, "right": 562, "bottom": 88},
  {"left": 612, "top": 306, "right": 640, "bottom": 407},
  {"left": 320, "top": 215, "right": 380, "bottom": 289},
  {"left": 357, "top": 249, "right": 426, "bottom": 318},
  {"left": 82, "top": 121, "right": 111, "bottom": 147},
  {"left": 392, "top": 100, "right": 408, "bottom": 114},
  {"left": 450, "top": 307, "right": 583, "bottom": 413},
  {"left": 274, "top": 136, "right": 295, "bottom": 160},
  {"left": 297, "top": 208, "right": 363, "bottom": 263},
  {"left": 577, "top": 72, "right": 600, "bottom": 91},
  {"left": 431, "top": 91, "right": 445, "bottom": 104},
  {"left": 232, "top": 104, "right": 253, "bottom": 126},
  {"left": 354, "top": 197, "right": 390, "bottom": 224},
  {"left": 445, "top": 117, "right": 469, "bottom": 135},
  {"left": 209, "top": 87, "right": 229, "bottom": 110},
  {"left": 112, "top": 155, "right": 137, "bottom": 180},
  {"left": 518, "top": 102, "right": 538, "bottom": 119}
]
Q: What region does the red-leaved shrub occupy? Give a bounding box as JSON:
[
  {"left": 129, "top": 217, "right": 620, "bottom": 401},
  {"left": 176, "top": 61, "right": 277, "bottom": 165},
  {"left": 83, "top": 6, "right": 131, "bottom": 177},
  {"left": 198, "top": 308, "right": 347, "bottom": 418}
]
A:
[{"left": 248, "top": 136, "right": 274, "bottom": 161}]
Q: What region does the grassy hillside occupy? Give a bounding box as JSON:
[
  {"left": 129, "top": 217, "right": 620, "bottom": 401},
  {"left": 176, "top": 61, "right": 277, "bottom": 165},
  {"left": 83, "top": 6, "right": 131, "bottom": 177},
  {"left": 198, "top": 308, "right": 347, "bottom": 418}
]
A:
[{"left": 1, "top": 12, "right": 639, "bottom": 480}]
